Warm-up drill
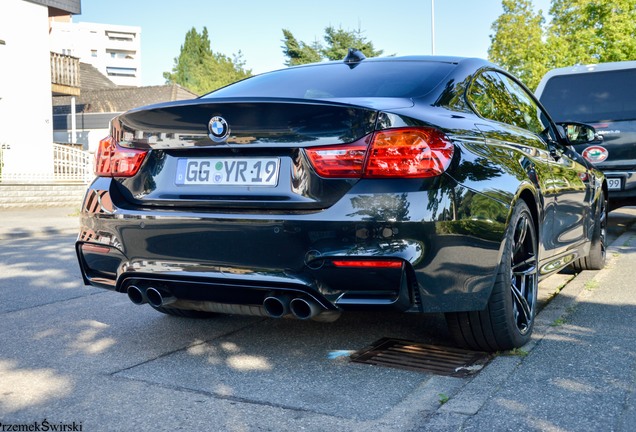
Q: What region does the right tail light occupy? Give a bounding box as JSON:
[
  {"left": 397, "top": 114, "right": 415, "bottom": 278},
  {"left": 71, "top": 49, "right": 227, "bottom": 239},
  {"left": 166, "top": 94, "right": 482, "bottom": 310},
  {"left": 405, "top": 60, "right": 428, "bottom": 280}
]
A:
[{"left": 305, "top": 127, "right": 454, "bottom": 179}]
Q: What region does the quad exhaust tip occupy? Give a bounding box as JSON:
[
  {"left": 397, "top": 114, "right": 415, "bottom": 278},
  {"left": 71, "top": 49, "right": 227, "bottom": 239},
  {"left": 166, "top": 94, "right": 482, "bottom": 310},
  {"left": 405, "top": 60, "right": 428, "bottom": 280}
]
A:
[
  {"left": 263, "top": 295, "right": 291, "bottom": 318},
  {"left": 263, "top": 294, "right": 327, "bottom": 321},
  {"left": 127, "top": 285, "right": 147, "bottom": 305},
  {"left": 126, "top": 285, "right": 340, "bottom": 322},
  {"left": 289, "top": 297, "right": 321, "bottom": 320},
  {"left": 145, "top": 287, "right": 177, "bottom": 308}
]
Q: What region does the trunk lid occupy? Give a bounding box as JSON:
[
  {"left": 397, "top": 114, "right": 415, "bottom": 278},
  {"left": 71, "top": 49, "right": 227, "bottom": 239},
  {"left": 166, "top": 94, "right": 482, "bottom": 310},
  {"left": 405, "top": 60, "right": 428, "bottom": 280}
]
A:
[{"left": 110, "top": 98, "right": 386, "bottom": 210}]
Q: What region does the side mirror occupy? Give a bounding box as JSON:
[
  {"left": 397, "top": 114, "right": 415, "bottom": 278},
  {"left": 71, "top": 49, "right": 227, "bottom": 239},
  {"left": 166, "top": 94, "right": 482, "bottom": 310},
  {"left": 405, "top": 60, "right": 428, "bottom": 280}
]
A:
[{"left": 557, "top": 122, "right": 603, "bottom": 145}]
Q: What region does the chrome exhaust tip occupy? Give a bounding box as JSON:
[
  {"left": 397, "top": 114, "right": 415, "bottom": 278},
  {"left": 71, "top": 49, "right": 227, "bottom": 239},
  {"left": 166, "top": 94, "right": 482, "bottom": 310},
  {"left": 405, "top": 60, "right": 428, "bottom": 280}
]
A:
[
  {"left": 263, "top": 295, "right": 291, "bottom": 318},
  {"left": 146, "top": 287, "right": 177, "bottom": 308},
  {"left": 289, "top": 297, "right": 321, "bottom": 320},
  {"left": 127, "top": 285, "right": 147, "bottom": 305}
]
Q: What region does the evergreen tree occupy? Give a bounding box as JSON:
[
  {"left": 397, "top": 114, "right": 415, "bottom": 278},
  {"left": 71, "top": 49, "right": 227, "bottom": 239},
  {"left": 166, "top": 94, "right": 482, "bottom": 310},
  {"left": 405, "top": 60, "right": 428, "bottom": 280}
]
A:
[
  {"left": 320, "top": 26, "right": 383, "bottom": 61},
  {"left": 164, "top": 27, "right": 251, "bottom": 95},
  {"left": 281, "top": 29, "right": 322, "bottom": 66},
  {"left": 281, "top": 26, "right": 383, "bottom": 66}
]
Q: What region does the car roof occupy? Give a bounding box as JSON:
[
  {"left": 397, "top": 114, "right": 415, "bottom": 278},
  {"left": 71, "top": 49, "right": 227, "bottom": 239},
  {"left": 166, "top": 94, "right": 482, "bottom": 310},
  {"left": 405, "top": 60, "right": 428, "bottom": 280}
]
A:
[
  {"left": 536, "top": 60, "right": 636, "bottom": 96},
  {"left": 285, "top": 55, "right": 494, "bottom": 69}
]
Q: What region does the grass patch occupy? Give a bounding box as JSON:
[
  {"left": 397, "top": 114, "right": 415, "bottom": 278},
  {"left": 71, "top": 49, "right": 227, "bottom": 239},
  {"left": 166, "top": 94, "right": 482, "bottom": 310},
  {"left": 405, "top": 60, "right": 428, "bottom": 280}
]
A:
[
  {"left": 585, "top": 279, "right": 599, "bottom": 291},
  {"left": 506, "top": 347, "right": 529, "bottom": 357},
  {"left": 551, "top": 317, "right": 566, "bottom": 327},
  {"left": 438, "top": 393, "right": 450, "bottom": 405}
]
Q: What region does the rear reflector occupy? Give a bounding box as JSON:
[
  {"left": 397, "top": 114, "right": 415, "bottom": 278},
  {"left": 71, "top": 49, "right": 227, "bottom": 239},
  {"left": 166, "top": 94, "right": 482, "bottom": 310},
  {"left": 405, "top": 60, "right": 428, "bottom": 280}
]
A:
[
  {"left": 95, "top": 136, "right": 147, "bottom": 177},
  {"left": 332, "top": 259, "right": 403, "bottom": 268},
  {"left": 81, "top": 243, "right": 112, "bottom": 254},
  {"left": 305, "top": 127, "right": 453, "bottom": 179},
  {"left": 304, "top": 137, "right": 369, "bottom": 178}
]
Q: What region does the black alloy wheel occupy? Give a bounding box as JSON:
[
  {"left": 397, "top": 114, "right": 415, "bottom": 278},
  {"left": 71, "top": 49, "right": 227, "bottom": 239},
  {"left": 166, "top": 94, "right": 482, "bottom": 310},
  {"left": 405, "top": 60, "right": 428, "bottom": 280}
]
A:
[
  {"left": 446, "top": 200, "right": 538, "bottom": 352},
  {"left": 572, "top": 190, "right": 607, "bottom": 272},
  {"left": 508, "top": 204, "right": 538, "bottom": 336}
]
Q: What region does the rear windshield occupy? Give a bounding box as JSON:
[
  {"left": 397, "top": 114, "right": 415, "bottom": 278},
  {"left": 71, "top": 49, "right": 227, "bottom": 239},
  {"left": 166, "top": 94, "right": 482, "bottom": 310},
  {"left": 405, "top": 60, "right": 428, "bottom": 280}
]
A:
[
  {"left": 539, "top": 68, "right": 636, "bottom": 122},
  {"left": 204, "top": 61, "right": 455, "bottom": 100}
]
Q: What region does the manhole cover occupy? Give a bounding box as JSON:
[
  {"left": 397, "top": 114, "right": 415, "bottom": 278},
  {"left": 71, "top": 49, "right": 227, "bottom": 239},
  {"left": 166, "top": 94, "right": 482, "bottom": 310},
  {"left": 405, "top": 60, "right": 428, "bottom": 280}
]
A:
[{"left": 350, "top": 338, "right": 492, "bottom": 377}]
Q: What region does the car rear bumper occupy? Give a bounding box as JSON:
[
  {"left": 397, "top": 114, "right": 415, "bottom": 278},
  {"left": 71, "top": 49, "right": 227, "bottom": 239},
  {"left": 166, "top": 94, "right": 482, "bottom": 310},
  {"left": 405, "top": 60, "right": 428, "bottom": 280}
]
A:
[{"left": 76, "top": 177, "right": 508, "bottom": 315}]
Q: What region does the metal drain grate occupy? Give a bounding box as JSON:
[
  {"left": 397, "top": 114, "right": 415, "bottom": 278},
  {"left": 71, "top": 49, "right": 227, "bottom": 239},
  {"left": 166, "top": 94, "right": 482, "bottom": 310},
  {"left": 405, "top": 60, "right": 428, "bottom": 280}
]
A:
[{"left": 350, "top": 338, "right": 492, "bottom": 377}]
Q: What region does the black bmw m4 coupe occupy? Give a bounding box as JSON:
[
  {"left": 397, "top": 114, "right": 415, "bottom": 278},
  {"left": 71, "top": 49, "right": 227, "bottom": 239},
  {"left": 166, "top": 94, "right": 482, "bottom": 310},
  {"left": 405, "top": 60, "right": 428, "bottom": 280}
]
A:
[{"left": 76, "top": 51, "right": 607, "bottom": 352}]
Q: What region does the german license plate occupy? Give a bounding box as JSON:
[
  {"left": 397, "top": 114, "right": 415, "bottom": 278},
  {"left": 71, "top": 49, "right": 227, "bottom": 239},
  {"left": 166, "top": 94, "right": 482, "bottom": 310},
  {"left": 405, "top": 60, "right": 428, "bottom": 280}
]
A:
[
  {"left": 175, "top": 158, "right": 280, "bottom": 186},
  {"left": 607, "top": 178, "right": 622, "bottom": 190}
]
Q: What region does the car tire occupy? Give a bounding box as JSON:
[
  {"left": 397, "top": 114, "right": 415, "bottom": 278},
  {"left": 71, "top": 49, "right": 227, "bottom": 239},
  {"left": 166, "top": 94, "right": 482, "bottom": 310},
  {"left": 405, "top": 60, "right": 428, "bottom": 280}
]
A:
[
  {"left": 151, "top": 306, "right": 217, "bottom": 318},
  {"left": 571, "top": 190, "right": 607, "bottom": 272},
  {"left": 445, "top": 200, "right": 538, "bottom": 352}
]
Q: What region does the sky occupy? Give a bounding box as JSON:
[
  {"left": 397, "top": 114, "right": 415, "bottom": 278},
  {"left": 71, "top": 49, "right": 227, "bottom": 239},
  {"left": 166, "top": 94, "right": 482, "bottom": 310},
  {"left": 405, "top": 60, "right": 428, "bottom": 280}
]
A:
[{"left": 75, "top": 0, "right": 552, "bottom": 86}]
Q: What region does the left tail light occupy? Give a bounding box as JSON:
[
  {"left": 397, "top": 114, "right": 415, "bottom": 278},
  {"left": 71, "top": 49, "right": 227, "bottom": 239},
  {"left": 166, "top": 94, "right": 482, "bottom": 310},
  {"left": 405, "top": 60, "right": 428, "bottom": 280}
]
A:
[
  {"left": 95, "top": 136, "right": 148, "bottom": 177},
  {"left": 305, "top": 127, "right": 454, "bottom": 179}
]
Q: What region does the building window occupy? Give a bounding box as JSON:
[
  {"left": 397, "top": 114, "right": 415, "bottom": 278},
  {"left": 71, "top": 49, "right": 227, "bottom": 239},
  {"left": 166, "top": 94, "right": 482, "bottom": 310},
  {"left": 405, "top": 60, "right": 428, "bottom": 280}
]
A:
[
  {"left": 106, "top": 67, "right": 137, "bottom": 77},
  {"left": 107, "top": 50, "right": 136, "bottom": 60},
  {"left": 105, "top": 31, "right": 135, "bottom": 42},
  {"left": 91, "top": 50, "right": 97, "bottom": 57}
]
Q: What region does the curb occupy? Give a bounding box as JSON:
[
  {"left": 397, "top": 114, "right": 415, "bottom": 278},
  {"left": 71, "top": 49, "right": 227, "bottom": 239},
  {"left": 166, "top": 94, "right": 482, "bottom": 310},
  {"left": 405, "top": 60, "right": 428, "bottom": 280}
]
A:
[{"left": 427, "top": 224, "right": 636, "bottom": 424}]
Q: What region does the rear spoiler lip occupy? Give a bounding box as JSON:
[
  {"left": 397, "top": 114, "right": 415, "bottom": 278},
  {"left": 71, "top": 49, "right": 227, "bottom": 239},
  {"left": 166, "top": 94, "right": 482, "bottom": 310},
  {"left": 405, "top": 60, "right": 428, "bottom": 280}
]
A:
[{"left": 111, "top": 98, "right": 413, "bottom": 150}]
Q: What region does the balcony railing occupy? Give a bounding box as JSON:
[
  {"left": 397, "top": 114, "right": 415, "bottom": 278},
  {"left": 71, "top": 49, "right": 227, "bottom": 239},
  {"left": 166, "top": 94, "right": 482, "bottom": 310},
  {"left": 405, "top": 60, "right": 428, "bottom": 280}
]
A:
[{"left": 51, "top": 52, "right": 80, "bottom": 96}]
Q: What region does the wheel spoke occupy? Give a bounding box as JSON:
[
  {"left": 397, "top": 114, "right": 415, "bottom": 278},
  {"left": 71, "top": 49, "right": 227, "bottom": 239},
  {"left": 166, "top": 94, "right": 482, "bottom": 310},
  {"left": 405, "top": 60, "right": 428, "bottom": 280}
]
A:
[
  {"left": 513, "top": 216, "right": 528, "bottom": 256},
  {"left": 512, "top": 256, "right": 537, "bottom": 276},
  {"left": 511, "top": 281, "right": 532, "bottom": 328}
]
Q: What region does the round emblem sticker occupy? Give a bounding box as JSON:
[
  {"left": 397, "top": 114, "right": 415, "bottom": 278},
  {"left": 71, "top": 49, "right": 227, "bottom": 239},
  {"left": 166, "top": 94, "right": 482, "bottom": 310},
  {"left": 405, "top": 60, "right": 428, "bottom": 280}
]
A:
[
  {"left": 582, "top": 145, "right": 608, "bottom": 163},
  {"left": 208, "top": 116, "right": 230, "bottom": 142}
]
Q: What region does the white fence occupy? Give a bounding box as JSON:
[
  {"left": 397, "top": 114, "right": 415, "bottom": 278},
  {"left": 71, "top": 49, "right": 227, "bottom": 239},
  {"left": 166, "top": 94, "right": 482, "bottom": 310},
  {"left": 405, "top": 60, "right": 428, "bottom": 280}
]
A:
[
  {"left": 0, "top": 144, "right": 94, "bottom": 184},
  {"left": 53, "top": 143, "right": 94, "bottom": 183}
]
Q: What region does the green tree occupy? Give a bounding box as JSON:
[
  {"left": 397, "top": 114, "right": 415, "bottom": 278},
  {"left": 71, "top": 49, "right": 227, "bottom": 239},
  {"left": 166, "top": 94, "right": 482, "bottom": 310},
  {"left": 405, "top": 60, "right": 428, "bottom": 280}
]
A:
[
  {"left": 489, "top": 0, "right": 636, "bottom": 90},
  {"left": 488, "top": 0, "right": 548, "bottom": 90},
  {"left": 546, "top": 0, "right": 636, "bottom": 67},
  {"left": 281, "top": 26, "right": 383, "bottom": 66},
  {"left": 320, "top": 26, "right": 383, "bottom": 60},
  {"left": 164, "top": 27, "right": 251, "bottom": 95},
  {"left": 281, "top": 29, "right": 322, "bottom": 66}
]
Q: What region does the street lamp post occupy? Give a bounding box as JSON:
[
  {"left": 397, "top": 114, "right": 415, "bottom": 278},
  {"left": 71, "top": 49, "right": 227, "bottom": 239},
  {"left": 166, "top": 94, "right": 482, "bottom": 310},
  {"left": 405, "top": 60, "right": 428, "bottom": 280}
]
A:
[{"left": 431, "top": 0, "right": 436, "bottom": 55}]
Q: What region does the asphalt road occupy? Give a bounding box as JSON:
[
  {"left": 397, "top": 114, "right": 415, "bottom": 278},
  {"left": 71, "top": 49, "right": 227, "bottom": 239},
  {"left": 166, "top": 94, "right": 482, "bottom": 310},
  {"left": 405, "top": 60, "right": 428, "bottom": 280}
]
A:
[{"left": 0, "top": 208, "right": 634, "bottom": 431}]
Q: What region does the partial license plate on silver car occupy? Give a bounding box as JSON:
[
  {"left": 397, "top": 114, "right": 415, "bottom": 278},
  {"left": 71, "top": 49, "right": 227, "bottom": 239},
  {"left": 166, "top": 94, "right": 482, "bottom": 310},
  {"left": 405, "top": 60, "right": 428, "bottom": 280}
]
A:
[
  {"left": 175, "top": 158, "right": 280, "bottom": 186},
  {"left": 607, "top": 178, "right": 622, "bottom": 190}
]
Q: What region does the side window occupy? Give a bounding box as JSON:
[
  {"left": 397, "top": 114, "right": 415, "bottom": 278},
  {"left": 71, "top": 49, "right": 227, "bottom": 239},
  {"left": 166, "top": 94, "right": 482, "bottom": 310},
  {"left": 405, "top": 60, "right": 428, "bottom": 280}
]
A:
[
  {"left": 469, "top": 71, "right": 552, "bottom": 138},
  {"left": 496, "top": 72, "right": 548, "bottom": 136},
  {"left": 467, "top": 71, "right": 502, "bottom": 122}
]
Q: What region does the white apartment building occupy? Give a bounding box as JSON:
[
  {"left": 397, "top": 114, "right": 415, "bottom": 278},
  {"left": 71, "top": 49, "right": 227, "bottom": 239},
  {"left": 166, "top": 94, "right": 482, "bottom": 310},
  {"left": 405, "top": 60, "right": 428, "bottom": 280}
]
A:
[{"left": 50, "top": 21, "right": 141, "bottom": 87}]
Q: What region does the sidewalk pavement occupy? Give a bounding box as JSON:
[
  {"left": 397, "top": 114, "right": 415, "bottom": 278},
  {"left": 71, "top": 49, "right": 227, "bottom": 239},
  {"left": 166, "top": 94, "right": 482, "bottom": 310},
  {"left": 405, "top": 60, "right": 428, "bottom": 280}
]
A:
[
  {"left": 422, "top": 218, "right": 636, "bottom": 431},
  {"left": 0, "top": 206, "right": 79, "bottom": 241}
]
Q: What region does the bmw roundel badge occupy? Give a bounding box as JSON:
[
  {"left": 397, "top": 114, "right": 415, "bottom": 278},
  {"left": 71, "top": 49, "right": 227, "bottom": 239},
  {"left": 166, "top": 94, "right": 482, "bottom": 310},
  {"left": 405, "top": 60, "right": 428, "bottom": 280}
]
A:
[{"left": 208, "top": 116, "right": 230, "bottom": 142}]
